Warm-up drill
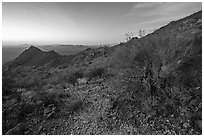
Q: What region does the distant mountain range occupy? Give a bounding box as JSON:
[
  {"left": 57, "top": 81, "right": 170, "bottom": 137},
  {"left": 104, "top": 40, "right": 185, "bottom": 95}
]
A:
[
  {"left": 4, "top": 46, "right": 62, "bottom": 68},
  {"left": 2, "top": 44, "right": 98, "bottom": 65}
]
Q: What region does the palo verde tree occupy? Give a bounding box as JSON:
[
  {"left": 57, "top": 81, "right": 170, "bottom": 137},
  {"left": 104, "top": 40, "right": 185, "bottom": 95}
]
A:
[
  {"left": 138, "top": 29, "right": 146, "bottom": 38},
  {"left": 125, "top": 32, "right": 134, "bottom": 42}
]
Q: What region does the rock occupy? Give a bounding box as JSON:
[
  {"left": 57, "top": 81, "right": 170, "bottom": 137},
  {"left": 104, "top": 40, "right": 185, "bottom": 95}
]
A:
[
  {"left": 52, "top": 107, "right": 56, "bottom": 112},
  {"left": 183, "top": 122, "right": 189, "bottom": 128},
  {"left": 24, "top": 130, "right": 30, "bottom": 134},
  {"left": 39, "top": 125, "right": 43, "bottom": 131},
  {"left": 46, "top": 111, "right": 55, "bottom": 119},
  {"left": 77, "top": 77, "right": 89, "bottom": 85},
  {"left": 44, "top": 108, "right": 51, "bottom": 114},
  {"left": 48, "top": 104, "right": 55, "bottom": 108}
]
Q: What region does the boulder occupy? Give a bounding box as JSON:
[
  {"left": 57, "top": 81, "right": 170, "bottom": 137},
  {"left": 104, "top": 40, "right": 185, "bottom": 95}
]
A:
[
  {"left": 44, "top": 107, "right": 52, "bottom": 114},
  {"left": 46, "top": 111, "right": 55, "bottom": 119},
  {"left": 77, "top": 77, "right": 89, "bottom": 85}
]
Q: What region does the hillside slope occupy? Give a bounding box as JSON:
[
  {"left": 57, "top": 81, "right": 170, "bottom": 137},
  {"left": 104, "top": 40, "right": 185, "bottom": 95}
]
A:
[{"left": 2, "top": 11, "right": 202, "bottom": 135}]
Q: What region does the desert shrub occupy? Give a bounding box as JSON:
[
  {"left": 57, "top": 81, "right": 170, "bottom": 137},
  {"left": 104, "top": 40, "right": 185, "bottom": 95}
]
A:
[
  {"left": 37, "top": 80, "right": 47, "bottom": 89},
  {"left": 110, "top": 42, "right": 185, "bottom": 118},
  {"left": 59, "top": 63, "right": 69, "bottom": 69},
  {"left": 67, "top": 70, "right": 83, "bottom": 85},
  {"left": 2, "top": 73, "right": 17, "bottom": 96},
  {"left": 21, "top": 76, "right": 47, "bottom": 90},
  {"left": 111, "top": 44, "right": 138, "bottom": 68},
  {"left": 47, "top": 71, "right": 72, "bottom": 86},
  {"left": 111, "top": 39, "right": 202, "bottom": 132},
  {"left": 39, "top": 90, "right": 60, "bottom": 107},
  {"left": 176, "top": 55, "right": 202, "bottom": 89},
  {"left": 67, "top": 99, "right": 84, "bottom": 114},
  {"left": 111, "top": 67, "right": 153, "bottom": 116},
  {"left": 18, "top": 102, "right": 38, "bottom": 119},
  {"left": 12, "top": 87, "right": 70, "bottom": 122},
  {"left": 87, "top": 67, "right": 106, "bottom": 79},
  {"left": 17, "top": 90, "right": 44, "bottom": 117},
  {"left": 39, "top": 85, "right": 71, "bottom": 106},
  {"left": 53, "top": 84, "right": 71, "bottom": 98}
]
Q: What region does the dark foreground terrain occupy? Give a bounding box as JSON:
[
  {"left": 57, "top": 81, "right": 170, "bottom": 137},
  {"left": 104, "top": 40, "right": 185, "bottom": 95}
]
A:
[{"left": 2, "top": 11, "right": 202, "bottom": 135}]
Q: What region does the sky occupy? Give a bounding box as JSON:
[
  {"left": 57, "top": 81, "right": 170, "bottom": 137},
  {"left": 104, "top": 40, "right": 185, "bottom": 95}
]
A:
[{"left": 2, "top": 2, "right": 202, "bottom": 45}]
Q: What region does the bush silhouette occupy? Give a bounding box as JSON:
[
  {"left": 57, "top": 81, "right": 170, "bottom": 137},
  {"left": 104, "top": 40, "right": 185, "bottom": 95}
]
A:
[
  {"left": 88, "top": 67, "right": 106, "bottom": 79},
  {"left": 67, "top": 99, "right": 84, "bottom": 114},
  {"left": 67, "top": 71, "right": 83, "bottom": 85}
]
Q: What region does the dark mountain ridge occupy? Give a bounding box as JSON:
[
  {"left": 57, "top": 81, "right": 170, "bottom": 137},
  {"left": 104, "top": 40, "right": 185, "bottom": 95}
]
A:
[{"left": 6, "top": 46, "right": 66, "bottom": 68}]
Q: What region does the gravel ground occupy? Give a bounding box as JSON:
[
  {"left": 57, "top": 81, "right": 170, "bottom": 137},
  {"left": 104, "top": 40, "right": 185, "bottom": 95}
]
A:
[{"left": 24, "top": 78, "right": 201, "bottom": 135}]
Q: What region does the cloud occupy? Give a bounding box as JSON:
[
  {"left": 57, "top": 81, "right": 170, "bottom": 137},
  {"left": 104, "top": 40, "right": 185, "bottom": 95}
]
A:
[
  {"left": 133, "top": 2, "right": 158, "bottom": 9},
  {"left": 125, "top": 2, "right": 164, "bottom": 17}
]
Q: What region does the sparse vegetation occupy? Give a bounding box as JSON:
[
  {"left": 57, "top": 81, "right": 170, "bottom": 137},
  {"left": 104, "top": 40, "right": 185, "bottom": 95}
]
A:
[
  {"left": 87, "top": 67, "right": 106, "bottom": 79},
  {"left": 67, "top": 99, "right": 84, "bottom": 114},
  {"left": 138, "top": 29, "right": 146, "bottom": 38},
  {"left": 67, "top": 70, "right": 84, "bottom": 85},
  {"left": 2, "top": 11, "right": 202, "bottom": 135},
  {"left": 125, "top": 32, "right": 134, "bottom": 42},
  {"left": 110, "top": 17, "right": 202, "bottom": 134}
]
